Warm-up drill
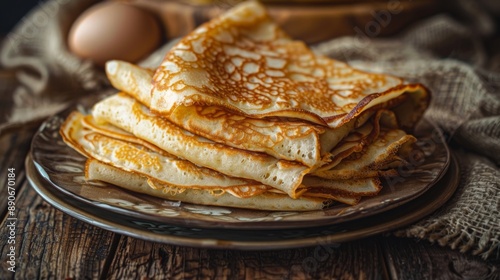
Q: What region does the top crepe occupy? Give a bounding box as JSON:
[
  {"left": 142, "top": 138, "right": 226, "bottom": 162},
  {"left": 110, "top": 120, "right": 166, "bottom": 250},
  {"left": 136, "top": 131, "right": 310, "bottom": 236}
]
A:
[{"left": 151, "top": 1, "right": 427, "bottom": 128}]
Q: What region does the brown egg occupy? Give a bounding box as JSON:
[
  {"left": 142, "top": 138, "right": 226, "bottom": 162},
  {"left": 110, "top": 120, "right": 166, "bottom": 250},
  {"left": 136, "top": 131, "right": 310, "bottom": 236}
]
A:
[{"left": 68, "top": 1, "right": 162, "bottom": 67}]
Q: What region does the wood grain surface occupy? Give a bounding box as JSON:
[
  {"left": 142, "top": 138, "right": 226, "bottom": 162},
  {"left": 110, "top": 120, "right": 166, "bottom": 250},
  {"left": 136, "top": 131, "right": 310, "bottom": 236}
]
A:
[{"left": 0, "top": 112, "right": 499, "bottom": 279}]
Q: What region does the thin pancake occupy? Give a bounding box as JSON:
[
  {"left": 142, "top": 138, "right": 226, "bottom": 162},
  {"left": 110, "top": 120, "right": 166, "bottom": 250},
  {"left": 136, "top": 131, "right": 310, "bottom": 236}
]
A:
[
  {"left": 85, "top": 159, "right": 331, "bottom": 211},
  {"left": 81, "top": 114, "right": 172, "bottom": 157},
  {"left": 91, "top": 93, "right": 310, "bottom": 198},
  {"left": 317, "top": 109, "right": 400, "bottom": 171},
  {"left": 106, "top": 60, "right": 344, "bottom": 167},
  {"left": 60, "top": 112, "right": 270, "bottom": 197},
  {"left": 150, "top": 1, "right": 429, "bottom": 129},
  {"left": 313, "top": 129, "right": 416, "bottom": 180}
]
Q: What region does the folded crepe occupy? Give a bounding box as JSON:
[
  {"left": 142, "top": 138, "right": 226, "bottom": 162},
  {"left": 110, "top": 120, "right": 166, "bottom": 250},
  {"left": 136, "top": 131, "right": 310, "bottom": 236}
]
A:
[
  {"left": 105, "top": 60, "right": 348, "bottom": 168},
  {"left": 59, "top": 1, "right": 430, "bottom": 211},
  {"left": 85, "top": 159, "right": 330, "bottom": 211},
  {"left": 149, "top": 1, "right": 429, "bottom": 130}
]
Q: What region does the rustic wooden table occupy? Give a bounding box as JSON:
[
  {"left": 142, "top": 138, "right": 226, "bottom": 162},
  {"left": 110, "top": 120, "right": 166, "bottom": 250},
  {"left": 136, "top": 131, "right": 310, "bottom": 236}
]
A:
[{"left": 0, "top": 107, "right": 498, "bottom": 280}]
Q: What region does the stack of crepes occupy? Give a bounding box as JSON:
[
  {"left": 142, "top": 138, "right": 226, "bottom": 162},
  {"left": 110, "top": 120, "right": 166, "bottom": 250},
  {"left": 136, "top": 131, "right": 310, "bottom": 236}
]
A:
[{"left": 60, "top": 1, "right": 430, "bottom": 211}]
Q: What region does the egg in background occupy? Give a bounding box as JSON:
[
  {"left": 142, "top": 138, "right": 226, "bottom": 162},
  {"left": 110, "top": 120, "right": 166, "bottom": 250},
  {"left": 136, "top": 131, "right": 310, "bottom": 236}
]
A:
[{"left": 68, "top": 1, "right": 162, "bottom": 67}]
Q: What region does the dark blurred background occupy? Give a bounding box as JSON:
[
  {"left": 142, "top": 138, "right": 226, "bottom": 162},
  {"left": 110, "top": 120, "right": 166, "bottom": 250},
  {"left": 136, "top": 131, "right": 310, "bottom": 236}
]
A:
[
  {"left": 1, "top": 0, "right": 498, "bottom": 37},
  {"left": 1, "top": 0, "right": 499, "bottom": 54},
  {"left": 0, "top": 1, "right": 41, "bottom": 36}
]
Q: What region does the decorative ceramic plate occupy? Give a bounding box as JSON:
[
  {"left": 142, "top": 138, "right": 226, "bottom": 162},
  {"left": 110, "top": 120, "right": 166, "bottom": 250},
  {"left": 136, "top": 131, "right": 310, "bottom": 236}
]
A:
[
  {"left": 29, "top": 92, "right": 450, "bottom": 230},
  {"left": 26, "top": 154, "right": 459, "bottom": 250}
]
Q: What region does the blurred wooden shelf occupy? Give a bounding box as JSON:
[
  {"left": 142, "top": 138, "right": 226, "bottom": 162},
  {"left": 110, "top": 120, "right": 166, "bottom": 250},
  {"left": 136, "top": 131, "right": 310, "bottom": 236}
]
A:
[{"left": 127, "top": 0, "right": 441, "bottom": 43}]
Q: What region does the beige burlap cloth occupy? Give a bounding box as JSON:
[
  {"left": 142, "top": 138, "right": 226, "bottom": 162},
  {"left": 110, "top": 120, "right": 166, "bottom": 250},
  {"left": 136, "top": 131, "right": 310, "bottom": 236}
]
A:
[{"left": 1, "top": 0, "right": 498, "bottom": 259}]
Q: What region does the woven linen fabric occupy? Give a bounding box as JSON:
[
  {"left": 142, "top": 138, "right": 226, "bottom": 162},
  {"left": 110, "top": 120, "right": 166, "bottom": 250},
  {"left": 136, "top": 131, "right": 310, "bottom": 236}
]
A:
[
  {"left": 0, "top": 0, "right": 107, "bottom": 126},
  {"left": 1, "top": 0, "right": 499, "bottom": 259}
]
